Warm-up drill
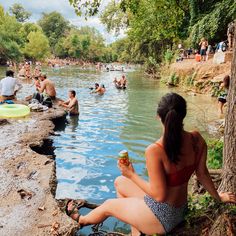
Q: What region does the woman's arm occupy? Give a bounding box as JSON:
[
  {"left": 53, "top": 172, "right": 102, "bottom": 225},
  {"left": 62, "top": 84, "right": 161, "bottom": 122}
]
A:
[
  {"left": 194, "top": 133, "right": 236, "bottom": 202},
  {"left": 119, "top": 144, "right": 167, "bottom": 202},
  {"left": 195, "top": 138, "right": 221, "bottom": 201}
]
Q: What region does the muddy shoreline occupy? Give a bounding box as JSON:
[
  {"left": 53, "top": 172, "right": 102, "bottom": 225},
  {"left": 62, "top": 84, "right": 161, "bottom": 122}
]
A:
[{"left": 0, "top": 106, "right": 78, "bottom": 236}]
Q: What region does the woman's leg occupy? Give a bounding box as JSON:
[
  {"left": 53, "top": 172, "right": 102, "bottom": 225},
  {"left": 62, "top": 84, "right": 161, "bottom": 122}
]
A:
[
  {"left": 79, "top": 198, "right": 165, "bottom": 235},
  {"left": 114, "top": 176, "right": 145, "bottom": 198},
  {"left": 218, "top": 101, "right": 224, "bottom": 114},
  {"left": 114, "top": 176, "right": 146, "bottom": 234}
]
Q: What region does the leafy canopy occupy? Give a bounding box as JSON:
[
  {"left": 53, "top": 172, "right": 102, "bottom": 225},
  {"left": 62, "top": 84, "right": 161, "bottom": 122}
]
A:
[
  {"left": 23, "top": 31, "right": 50, "bottom": 61},
  {"left": 9, "top": 3, "right": 31, "bottom": 22},
  {"left": 38, "top": 12, "right": 70, "bottom": 49}
]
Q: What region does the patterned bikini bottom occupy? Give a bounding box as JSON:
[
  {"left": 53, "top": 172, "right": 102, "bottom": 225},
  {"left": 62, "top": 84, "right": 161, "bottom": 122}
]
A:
[{"left": 144, "top": 195, "right": 187, "bottom": 233}]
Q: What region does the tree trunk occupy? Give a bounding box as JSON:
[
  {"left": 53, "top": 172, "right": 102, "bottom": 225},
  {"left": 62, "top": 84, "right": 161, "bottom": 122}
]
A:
[{"left": 218, "top": 25, "right": 236, "bottom": 193}]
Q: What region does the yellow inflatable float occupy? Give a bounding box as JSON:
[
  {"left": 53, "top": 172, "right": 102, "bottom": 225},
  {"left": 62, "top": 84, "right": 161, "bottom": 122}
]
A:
[{"left": 0, "top": 104, "right": 30, "bottom": 118}]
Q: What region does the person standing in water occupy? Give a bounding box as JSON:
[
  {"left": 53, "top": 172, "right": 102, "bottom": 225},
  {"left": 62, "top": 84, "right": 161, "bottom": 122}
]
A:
[
  {"left": 91, "top": 83, "right": 106, "bottom": 95},
  {"left": 120, "top": 75, "right": 127, "bottom": 88},
  {"left": 218, "top": 75, "right": 230, "bottom": 114},
  {"left": 65, "top": 93, "right": 235, "bottom": 235},
  {"left": 59, "top": 90, "right": 79, "bottom": 115}
]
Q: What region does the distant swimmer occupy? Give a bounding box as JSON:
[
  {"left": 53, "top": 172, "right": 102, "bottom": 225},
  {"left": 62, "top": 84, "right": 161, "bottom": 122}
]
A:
[
  {"left": 114, "top": 75, "right": 127, "bottom": 89},
  {"left": 59, "top": 90, "right": 79, "bottom": 115},
  {"left": 120, "top": 75, "right": 127, "bottom": 88},
  {"left": 91, "top": 83, "right": 106, "bottom": 95}
]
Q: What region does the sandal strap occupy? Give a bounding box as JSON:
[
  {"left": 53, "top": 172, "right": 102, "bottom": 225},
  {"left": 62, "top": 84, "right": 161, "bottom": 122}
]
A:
[{"left": 67, "top": 204, "right": 79, "bottom": 217}]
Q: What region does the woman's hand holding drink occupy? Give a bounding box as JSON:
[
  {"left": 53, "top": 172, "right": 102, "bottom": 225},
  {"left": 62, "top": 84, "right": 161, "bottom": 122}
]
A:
[
  {"left": 118, "top": 150, "right": 135, "bottom": 178},
  {"left": 118, "top": 150, "right": 130, "bottom": 166}
]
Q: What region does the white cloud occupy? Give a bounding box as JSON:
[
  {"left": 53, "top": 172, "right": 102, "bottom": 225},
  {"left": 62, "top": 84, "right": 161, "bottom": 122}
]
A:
[{"left": 0, "top": 0, "right": 126, "bottom": 43}]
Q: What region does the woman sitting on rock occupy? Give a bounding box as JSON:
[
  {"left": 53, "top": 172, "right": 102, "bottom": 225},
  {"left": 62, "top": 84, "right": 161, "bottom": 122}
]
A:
[{"left": 66, "top": 92, "right": 235, "bottom": 235}]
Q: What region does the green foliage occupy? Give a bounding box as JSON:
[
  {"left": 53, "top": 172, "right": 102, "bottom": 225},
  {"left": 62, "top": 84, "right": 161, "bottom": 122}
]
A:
[
  {"left": 164, "top": 49, "right": 175, "bottom": 64},
  {"left": 186, "top": 72, "right": 196, "bottom": 86},
  {"left": 23, "top": 31, "right": 50, "bottom": 61},
  {"left": 69, "top": 0, "right": 236, "bottom": 69},
  {"left": 207, "top": 139, "right": 223, "bottom": 169},
  {"left": 38, "top": 12, "right": 70, "bottom": 49},
  {"left": 9, "top": 3, "right": 31, "bottom": 22},
  {"left": 69, "top": 0, "right": 101, "bottom": 17},
  {"left": 189, "top": 0, "right": 236, "bottom": 46},
  {"left": 168, "top": 73, "right": 179, "bottom": 86},
  {"left": 186, "top": 193, "right": 222, "bottom": 223},
  {"left": 19, "top": 23, "right": 43, "bottom": 45},
  {"left": 100, "top": 0, "right": 128, "bottom": 34},
  {"left": 0, "top": 5, "right": 22, "bottom": 62},
  {"left": 54, "top": 27, "right": 109, "bottom": 62}
]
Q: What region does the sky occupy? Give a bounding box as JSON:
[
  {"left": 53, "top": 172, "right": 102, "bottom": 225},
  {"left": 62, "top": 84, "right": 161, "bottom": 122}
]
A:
[{"left": 0, "top": 0, "right": 124, "bottom": 44}]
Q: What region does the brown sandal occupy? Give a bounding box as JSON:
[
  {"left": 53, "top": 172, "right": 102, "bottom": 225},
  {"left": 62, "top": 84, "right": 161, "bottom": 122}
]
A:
[{"left": 65, "top": 199, "right": 84, "bottom": 224}]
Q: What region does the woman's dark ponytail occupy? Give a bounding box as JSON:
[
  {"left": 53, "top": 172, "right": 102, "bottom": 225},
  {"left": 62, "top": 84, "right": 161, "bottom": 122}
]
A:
[
  {"left": 163, "top": 109, "right": 183, "bottom": 163},
  {"left": 157, "top": 93, "right": 186, "bottom": 164}
]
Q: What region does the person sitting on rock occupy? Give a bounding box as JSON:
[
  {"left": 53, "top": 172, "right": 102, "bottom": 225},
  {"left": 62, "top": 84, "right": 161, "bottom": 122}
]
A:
[
  {"left": 65, "top": 93, "right": 236, "bottom": 236},
  {"left": 0, "top": 70, "right": 23, "bottom": 102},
  {"left": 37, "top": 73, "right": 56, "bottom": 100},
  {"left": 59, "top": 90, "right": 79, "bottom": 116}
]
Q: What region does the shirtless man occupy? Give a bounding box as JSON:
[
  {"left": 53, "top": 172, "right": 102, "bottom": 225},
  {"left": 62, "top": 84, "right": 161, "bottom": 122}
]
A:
[
  {"left": 199, "top": 38, "right": 208, "bottom": 61},
  {"left": 92, "top": 83, "right": 106, "bottom": 95},
  {"left": 59, "top": 90, "right": 79, "bottom": 115},
  {"left": 120, "top": 75, "right": 127, "bottom": 88},
  {"left": 38, "top": 74, "right": 56, "bottom": 99}
]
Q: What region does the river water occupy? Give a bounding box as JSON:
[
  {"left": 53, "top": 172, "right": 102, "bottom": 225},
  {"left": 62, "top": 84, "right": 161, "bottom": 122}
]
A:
[{"left": 0, "top": 66, "right": 219, "bottom": 234}]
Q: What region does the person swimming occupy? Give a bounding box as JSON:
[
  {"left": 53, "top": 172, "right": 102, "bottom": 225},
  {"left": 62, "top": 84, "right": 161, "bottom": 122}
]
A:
[{"left": 91, "top": 83, "right": 105, "bottom": 95}]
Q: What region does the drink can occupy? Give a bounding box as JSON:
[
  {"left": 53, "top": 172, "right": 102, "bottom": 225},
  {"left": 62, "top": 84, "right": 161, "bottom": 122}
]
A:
[{"left": 118, "top": 150, "right": 130, "bottom": 166}]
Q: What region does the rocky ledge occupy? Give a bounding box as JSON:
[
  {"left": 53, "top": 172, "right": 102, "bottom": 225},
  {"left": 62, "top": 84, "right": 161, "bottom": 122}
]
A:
[{"left": 0, "top": 105, "right": 78, "bottom": 236}]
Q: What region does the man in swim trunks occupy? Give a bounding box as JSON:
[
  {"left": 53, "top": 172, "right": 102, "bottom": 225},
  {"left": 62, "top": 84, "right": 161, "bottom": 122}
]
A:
[
  {"left": 199, "top": 38, "right": 208, "bottom": 61},
  {"left": 59, "top": 90, "right": 79, "bottom": 115},
  {"left": 0, "top": 70, "right": 23, "bottom": 102},
  {"left": 38, "top": 73, "right": 56, "bottom": 100}
]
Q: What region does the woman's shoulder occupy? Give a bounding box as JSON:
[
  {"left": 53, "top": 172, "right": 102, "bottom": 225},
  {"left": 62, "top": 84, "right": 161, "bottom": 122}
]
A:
[
  {"left": 145, "top": 141, "right": 165, "bottom": 158},
  {"left": 188, "top": 130, "right": 206, "bottom": 145}
]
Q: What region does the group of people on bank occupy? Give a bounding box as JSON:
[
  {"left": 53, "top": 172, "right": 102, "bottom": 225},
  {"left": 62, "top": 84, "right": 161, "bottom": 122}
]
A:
[{"left": 0, "top": 69, "right": 79, "bottom": 115}]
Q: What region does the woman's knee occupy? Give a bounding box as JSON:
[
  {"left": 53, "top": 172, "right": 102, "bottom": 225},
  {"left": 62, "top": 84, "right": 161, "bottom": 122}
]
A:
[{"left": 114, "top": 176, "right": 127, "bottom": 191}]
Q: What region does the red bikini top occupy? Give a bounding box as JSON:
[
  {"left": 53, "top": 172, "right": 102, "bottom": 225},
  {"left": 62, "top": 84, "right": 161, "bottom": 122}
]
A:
[{"left": 156, "top": 133, "right": 200, "bottom": 187}]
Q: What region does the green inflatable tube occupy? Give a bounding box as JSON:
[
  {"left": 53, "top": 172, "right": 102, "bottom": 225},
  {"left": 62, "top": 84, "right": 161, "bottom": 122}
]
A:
[{"left": 0, "top": 104, "right": 30, "bottom": 118}]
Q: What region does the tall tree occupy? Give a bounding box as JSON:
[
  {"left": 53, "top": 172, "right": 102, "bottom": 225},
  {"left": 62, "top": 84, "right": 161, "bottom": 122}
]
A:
[
  {"left": 9, "top": 3, "right": 31, "bottom": 22},
  {"left": 23, "top": 31, "right": 50, "bottom": 61},
  {"left": 38, "top": 12, "right": 70, "bottom": 50},
  {"left": 0, "top": 5, "right": 22, "bottom": 62},
  {"left": 218, "top": 27, "right": 236, "bottom": 193}
]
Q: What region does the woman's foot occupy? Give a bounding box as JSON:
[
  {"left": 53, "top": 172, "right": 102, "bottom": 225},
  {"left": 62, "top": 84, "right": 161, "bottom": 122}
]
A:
[{"left": 66, "top": 200, "right": 84, "bottom": 223}]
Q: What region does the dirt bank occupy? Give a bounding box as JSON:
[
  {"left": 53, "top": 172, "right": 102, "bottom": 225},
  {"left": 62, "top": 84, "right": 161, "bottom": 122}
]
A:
[
  {"left": 0, "top": 106, "right": 78, "bottom": 236},
  {"left": 161, "top": 54, "right": 232, "bottom": 95}
]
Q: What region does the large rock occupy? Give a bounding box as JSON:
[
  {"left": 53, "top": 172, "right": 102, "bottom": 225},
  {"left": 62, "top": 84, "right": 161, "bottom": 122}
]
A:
[{"left": 213, "top": 51, "right": 233, "bottom": 64}]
